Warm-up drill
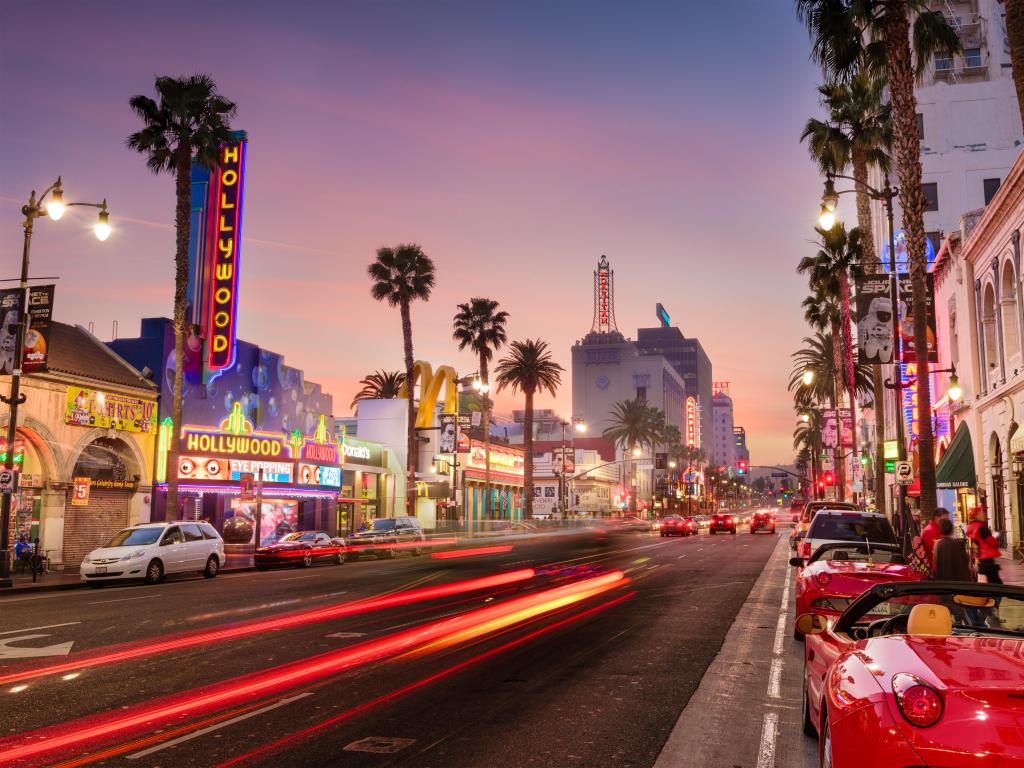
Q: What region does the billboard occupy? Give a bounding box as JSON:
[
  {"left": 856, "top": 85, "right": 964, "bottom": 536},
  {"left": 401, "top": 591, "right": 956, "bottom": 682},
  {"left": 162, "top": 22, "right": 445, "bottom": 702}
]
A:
[
  {"left": 66, "top": 386, "right": 157, "bottom": 433},
  {"left": 854, "top": 274, "right": 936, "bottom": 364},
  {"left": 0, "top": 285, "right": 55, "bottom": 375}
]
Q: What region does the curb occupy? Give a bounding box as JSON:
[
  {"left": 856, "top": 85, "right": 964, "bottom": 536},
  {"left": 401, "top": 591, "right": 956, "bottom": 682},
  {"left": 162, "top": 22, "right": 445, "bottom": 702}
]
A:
[{"left": 0, "top": 566, "right": 257, "bottom": 596}]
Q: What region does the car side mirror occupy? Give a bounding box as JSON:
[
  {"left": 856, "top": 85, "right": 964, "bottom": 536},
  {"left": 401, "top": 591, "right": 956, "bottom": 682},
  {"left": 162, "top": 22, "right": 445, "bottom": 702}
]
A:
[
  {"left": 796, "top": 613, "right": 827, "bottom": 635},
  {"left": 789, "top": 557, "right": 805, "bottom": 567}
]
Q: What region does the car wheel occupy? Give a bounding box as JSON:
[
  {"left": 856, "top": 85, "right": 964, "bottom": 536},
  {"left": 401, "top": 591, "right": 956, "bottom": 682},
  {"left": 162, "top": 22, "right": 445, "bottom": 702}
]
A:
[
  {"left": 256, "top": 565, "right": 268, "bottom": 571},
  {"left": 335, "top": 550, "right": 346, "bottom": 565},
  {"left": 144, "top": 559, "right": 164, "bottom": 584},
  {"left": 301, "top": 553, "right": 313, "bottom": 568},
  {"left": 87, "top": 582, "right": 104, "bottom": 589},
  {"left": 731, "top": 530, "right": 736, "bottom": 535},
  {"left": 710, "top": 530, "right": 715, "bottom": 535},
  {"left": 802, "top": 657, "right": 817, "bottom": 737},
  {"left": 203, "top": 555, "right": 219, "bottom": 579},
  {"left": 820, "top": 710, "right": 832, "bottom": 768}
]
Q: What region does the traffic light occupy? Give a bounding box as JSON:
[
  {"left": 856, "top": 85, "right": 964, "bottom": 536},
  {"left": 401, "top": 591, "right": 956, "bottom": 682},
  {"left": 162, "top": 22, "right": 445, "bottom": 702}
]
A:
[
  {"left": 12, "top": 440, "right": 23, "bottom": 471},
  {"left": 737, "top": 460, "right": 747, "bottom": 476},
  {"left": 823, "top": 471, "right": 835, "bottom": 486}
]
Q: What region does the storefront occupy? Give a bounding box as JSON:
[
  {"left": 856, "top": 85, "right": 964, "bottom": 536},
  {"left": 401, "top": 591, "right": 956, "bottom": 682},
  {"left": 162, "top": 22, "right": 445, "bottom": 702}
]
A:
[
  {"left": 339, "top": 436, "right": 392, "bottom": 534},
  {"left": 1, "top": 322, "right": 157, "bottom": 568},
  {"left": 461, "top": 438, "right": 524, "bottom": 527},
  {"left": 936, "top": 422, "right": 978, "bottom": 524}
]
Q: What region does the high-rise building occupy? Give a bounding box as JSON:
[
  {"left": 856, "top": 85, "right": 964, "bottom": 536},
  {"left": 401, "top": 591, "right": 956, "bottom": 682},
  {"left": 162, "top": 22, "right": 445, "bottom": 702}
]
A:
[
  {"left": 869, "top": 1, "right": 1022, "bottom": 259},
  {"left": 711, "top": 386, "right": 735, "bottom": 471},
  {"left": 636, "top": 304, "right": 713, "bottom": 458}
]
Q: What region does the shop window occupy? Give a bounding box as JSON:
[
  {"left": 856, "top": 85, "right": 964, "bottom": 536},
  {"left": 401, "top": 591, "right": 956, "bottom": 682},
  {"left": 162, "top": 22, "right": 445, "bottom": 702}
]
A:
[
  {"left": 984, "top": 177, "right": 1001, "bottom": 205},
  {"left": 922, "top": 183, "right": 939, "bottom": 212}
]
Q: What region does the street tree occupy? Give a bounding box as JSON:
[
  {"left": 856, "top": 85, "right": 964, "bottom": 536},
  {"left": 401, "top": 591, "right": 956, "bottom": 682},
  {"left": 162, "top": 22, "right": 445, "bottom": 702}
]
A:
[{"left": 350, "top": 370, "right": 406, "bottom": 410}]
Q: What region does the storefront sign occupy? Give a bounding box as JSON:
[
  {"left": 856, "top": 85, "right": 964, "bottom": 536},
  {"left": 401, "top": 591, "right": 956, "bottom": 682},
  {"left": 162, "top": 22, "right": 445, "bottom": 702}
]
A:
[
  {"left": 229, "top": 459, "right": 292, "bottom": 483},
  {"left": 71, "top": 477, "right": 91, "bottom": 506},
  {"left": 685, "top": 396, "right": 698, "bottom": 447},
  {"left": 298, "top": 463, "right": 341, "bottom": 487},
  {"left": 90, "top": 478, "right": 140, "bottom": 491},
  {"left": 179, "top": 456, "right": 231, "bottom": 480},
  {"left": 66, "top": 386, "right": 157, "bottom": 433},
  {"left": 467, "top": 440, "right": 524, "bottom": 477},
  {"left": 183, "top": 430, "right": 286, "bottom": 458},
  {"left": 206, "top": 140, "right": 247, "bottom": 372},
  {"left": 302, "top": 440, "right": 339, "bottom": 464},
  {"left": 341, "top": 438, "right": 384, "bottom": 468}
]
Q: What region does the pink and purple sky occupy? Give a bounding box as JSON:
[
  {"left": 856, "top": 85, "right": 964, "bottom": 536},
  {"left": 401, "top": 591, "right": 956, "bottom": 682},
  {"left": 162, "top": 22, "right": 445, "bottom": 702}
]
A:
[{"left": 1, "top": 1, "right": 839, "bottom": 465}]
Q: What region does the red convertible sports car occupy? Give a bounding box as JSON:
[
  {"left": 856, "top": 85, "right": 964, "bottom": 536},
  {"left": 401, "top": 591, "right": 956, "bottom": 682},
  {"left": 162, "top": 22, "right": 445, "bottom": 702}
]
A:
[
  {"left": 799, "top": 581, "right": 1024, "bottom": 767},
  {"left": 791, "top": 542, "right": 925, "bottom": 639},
  {"left": 255, "top": 530, "right": 347, "bottom": 569}
]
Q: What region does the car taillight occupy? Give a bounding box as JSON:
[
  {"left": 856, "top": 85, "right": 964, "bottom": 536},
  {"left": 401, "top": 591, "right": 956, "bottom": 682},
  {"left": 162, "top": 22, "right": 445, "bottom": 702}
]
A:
[
  {"left": 814, "top": 571, "right": 832, "bottom": 587},
  {"left": 799, "top": 541, "right": 811, "bottom": 559},
  {"left": 892, "top": 674, "right": 943, "bottom": 727}
]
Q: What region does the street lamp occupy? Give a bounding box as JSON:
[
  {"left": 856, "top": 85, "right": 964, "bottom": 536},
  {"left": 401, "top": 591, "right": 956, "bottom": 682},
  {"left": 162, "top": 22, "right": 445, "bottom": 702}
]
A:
[
  {"left": 802, "top": 369, "right": 815, "bottom": 386},
  {"left": 632, "top": 447, "right": 641, "bottom": 458},
  {"left": 0, "top": 178, "right": 110, "bottom": 588},
  {"left": 947, "top": 368, "right": 962, "bottom": 403},
  {"left": 817, "top": 205, "right": 837, "bottom": 231}
]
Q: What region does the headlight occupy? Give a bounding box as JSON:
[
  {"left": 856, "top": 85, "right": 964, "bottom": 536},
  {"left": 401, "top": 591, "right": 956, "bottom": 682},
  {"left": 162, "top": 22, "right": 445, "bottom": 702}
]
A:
[
  {"left": 120, "top": 549, "right": 147, "bottom": 561},
  {"left": 82, "top": 554, "right": 92, "bottom": 564}
]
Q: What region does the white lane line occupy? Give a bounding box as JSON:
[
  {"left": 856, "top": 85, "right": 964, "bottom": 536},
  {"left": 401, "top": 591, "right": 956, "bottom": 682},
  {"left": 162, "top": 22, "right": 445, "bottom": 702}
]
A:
[
  {"left": 772, "top": 613, "right": 787, "bottom": 656},
  {"left": 767, "top": 657, "right": 783, "bottom": 699},
  {"left": 755, "top": 711, "right": 778, "bottom": 768},
  {"left": 88, "top": 595, "right": 161, "bottom": 605},
  {"left": 677, "top": 554, "right": 686, "bottom": 559},
  {"left": 126, "top": 693, "right": 312, "bottom": 759},
  {"left": 0, "top": 621, "right": 81, "bottom": 636},
  {"left": 279, "top": 575, "right": 317, "bottom": 581}
]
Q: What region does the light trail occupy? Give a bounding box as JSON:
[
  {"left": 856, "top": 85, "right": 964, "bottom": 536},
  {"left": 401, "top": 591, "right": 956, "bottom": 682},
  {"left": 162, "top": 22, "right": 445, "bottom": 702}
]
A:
[
  {"left": 430, "top": 545, "right": 514, "bottom": 559},
  {"left": 0, "top": 570, "right": 626, "bottom": 765},
  {"left": 0, "top": 569, "right": 535, "bottom": 687}
]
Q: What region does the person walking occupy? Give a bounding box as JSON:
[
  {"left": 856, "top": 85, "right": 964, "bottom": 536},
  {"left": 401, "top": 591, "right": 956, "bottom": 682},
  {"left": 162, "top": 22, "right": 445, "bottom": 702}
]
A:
[
  {"left": 967, "top": 506, "right": 1003, "bottom": 586},
  {"left": 932, "top": 518, "right": 973, "bottom": 582},
  {"left": 920, "top": 508, "right": 943, "bottom": 572}
]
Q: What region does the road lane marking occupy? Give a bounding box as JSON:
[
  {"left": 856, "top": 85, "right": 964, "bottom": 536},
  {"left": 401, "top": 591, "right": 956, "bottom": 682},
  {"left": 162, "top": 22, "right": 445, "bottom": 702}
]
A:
[
  {"left": 88, "top": 595, "right": 161, "bottom": 605},
  {"left": 125, "top": 693, "right": 313, "bottom": 759},
  {"left": 279, "top": 575, "right": 317, "bottom": 581},
  {"left": 0, "top": 621, "right": 80, "bottom": 636},
  {"left": 767, "top": 658, "right": 783, "bottom": 699},
  {"left": 755, "top": 712, "right": 778, "bottom": 768},
  {"left": 772, "top": 613, "right": 787, "bottom": 656},
  {"left": 677, "top": 554, "right": 686, "bottom": 559},
  {"left": 0, "top": 634, "right": 75, "bottom": 659}
]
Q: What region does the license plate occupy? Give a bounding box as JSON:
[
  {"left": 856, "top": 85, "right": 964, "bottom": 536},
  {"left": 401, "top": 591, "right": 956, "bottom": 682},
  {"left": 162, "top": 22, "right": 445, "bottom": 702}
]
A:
[{"left": 96, "top": 566, "right": 107, "bottom": 574}]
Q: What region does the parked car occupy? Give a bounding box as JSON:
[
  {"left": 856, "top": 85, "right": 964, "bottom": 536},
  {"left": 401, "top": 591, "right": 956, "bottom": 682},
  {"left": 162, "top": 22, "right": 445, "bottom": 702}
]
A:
[
  {"left": 708, "top": 513, "right": 736, "bottom": 535},
  {"left": 796, "top": 509, "right": 897, "bottom": 562},
  {"left": 789, "top": 498, "right": 806, "bottom": 524},
  {"left": 799, "top": 581, "right": 1024, "bottom": 767},
  {"left": 80, "top": 521, "right": 224, "bottom": 586},
  {"left": 255, "top": 531, "right": 347, "bottom": 569},
  {"left": 749, "top": 511, "right": 776, "bottom": 534},
  {"left": 791, "top": 500, "right": 860, "bottom": 549},
  {"left": 348, "top": 516, "right": 426, "bottom": 558},
  {"left": 789, "top": 541, "right": 923, "bottom": 639},
  {"left": 614, "top": 515, "right": 654, "bottom": 533},
  {"left": 657, "top": 515, "right": 693, "bottom": 537}
]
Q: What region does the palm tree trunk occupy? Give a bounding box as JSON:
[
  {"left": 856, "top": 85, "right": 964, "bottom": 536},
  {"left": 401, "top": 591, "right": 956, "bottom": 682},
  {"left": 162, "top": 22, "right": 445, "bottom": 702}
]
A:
[
  {"left": 840, "top": 273, "right": 858, "bottom": 499},
  {"left": 400, "top": 298, "right": 417, "bottom": 516},
  {"left": 523, "top": 387, "right": 534, "bottom": 519},
  {"left": 854, "top": 148, "right": 888, "bottom": 516},
  {"left": 884, "top": 2, "right": 937, "bottom": 518},
  {"left": 480, "top": 353, "right": 491, "bottom": 521},
  {"left": 166, "top": 146, "right": 191, "bottom": 521},
  {"left": 1007, "top": 0, "right": 1024, "bottom": 132},
  {"left": 830, "top": 321, "right": 846, "bottom": 500}
]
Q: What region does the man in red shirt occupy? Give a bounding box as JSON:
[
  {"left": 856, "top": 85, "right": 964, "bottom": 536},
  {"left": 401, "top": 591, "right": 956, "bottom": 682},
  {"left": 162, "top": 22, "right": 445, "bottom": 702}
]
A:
[
  {"left": 920, "top": 508, "right": 944, "bottom": 572},
  {"left": 966, "top": 506, "right": 1003, "bottom": 585}
]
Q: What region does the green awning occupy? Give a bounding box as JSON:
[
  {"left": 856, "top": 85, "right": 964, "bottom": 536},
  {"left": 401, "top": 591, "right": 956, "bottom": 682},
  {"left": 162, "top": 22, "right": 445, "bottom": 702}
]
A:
[{"left": 935, "top": 422, "right": 976, "bottom": 489}]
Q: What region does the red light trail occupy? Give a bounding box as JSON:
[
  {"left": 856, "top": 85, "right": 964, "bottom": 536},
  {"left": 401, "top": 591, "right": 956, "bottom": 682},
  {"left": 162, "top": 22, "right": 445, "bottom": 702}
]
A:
[
  {"left": 431, "top": 545, "right": 514, "bottom": 559},
  {"left": 0, "top": 570, "right": 625, "bottom": 764},
  {"left": 0, "top": 569, "right": 535, "bottom": 687}
]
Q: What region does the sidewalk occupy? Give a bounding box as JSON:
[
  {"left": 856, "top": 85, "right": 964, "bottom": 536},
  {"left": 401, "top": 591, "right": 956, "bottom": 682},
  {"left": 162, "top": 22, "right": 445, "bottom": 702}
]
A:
[
  {"left": 2, "top": 560, "right": 255, "bottom": 595},
  {"left": 998, "top": 555, "right": 1024, "bottom": 585}
]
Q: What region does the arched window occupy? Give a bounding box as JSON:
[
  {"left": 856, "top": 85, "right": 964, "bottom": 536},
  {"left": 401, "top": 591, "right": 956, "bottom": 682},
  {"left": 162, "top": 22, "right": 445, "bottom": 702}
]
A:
[
  {"left": 983, "top": 282, "right": 1000, "bottom": 382},
  {"left": 1001, "top": 260, "right": 1020, "bottom": 370}
]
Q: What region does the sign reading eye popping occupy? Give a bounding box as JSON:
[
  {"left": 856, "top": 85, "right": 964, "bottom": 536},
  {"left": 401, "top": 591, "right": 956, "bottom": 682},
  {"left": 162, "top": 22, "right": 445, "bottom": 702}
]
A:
[{"left": 206, "top": 140, "right": 247, "bottom": 372}]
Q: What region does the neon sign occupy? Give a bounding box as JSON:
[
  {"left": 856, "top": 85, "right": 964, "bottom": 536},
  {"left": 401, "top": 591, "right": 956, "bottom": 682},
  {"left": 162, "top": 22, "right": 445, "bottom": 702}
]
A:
[
  {"left": 685, "top": 396, "right": 698, "bottom": 447},
  {"left": 467, "top": 440, "right": 524, "bottom": 476},
  {"left": 206, "top": 140, "right": 247, "bottom": 372},
  {"left": 902, "top": 361, "right": 920, "bottom": 444},
  {"left": 181, "top": 402, "right": 291, "bottom": 459}
]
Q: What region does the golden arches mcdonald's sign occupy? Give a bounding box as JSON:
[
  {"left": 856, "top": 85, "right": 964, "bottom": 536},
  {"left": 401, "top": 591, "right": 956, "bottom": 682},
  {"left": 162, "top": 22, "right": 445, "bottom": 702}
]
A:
[{"left": 398, "top": 361, "right": 458, "bottom": 429}]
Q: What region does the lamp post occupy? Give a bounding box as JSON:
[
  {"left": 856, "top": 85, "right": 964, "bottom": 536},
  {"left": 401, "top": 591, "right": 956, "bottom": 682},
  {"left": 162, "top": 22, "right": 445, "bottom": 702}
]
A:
[
  {"left": 1, "top": 179, "right": 110, "bottom": 587},
  {"left": 472, "top": 375, "right": 491, "bottom": 521},
  {"left": 557, "top": 416, "right": 586, "bottom": 518},
  {"left": 818, "top": 172, "right": 902, "bottom": 525}
]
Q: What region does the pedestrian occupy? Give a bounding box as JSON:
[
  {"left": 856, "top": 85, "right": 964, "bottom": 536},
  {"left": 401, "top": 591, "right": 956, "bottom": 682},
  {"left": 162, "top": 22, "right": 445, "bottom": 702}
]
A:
[
  {"left": 14, "top": 535, "right": 31, "bottom": 562},
  {"left": 966, "top": 506, "right": 1003, "bottom": 586},
  {"left": 920, "top": 508, "right": 943, "bottom": 572},
  {"left": 932, "top": 518, "right": 972, "bottom": 582}
]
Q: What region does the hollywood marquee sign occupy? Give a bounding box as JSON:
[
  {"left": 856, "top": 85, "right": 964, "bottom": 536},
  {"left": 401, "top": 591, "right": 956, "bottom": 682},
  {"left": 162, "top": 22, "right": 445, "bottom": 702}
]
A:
[
  {"left": 183, "top": 430, "right": 286, "bottom": 458},
  {"left": 206, "top": 140, "right": 247, "bottom": 372}
]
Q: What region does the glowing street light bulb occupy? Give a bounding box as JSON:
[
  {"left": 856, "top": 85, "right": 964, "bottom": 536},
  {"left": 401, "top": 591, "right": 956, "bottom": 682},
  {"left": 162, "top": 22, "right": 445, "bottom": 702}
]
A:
[
  {"left": 47, "top": 186, "right": 65, "bottom": 221},
  {"left": 632, "top": 447, "right": 641, "bottom": 458},
  {"left": 801, "top": 412, "right": 810, "bottom": 423},
  {"left": 817, "top": 205, "right": 836, "bottom": 231},
  {"left": 802, "top": 369, "right": 815, "bottom": 386},
  {"left": 574, "top": 420, "right": 587, "bottom": 433},
  {"left": 94, "top": 209, "right": 111, "bottom": 241},
  {"left": 947, "top": 372, "right": 962, "bottom": 403}
]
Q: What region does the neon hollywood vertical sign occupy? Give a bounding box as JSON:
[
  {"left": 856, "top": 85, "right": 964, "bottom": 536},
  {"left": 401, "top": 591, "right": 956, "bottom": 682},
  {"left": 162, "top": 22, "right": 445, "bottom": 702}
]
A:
[{"left": 206, "top": 140, "right": 247, "bottom": 373}]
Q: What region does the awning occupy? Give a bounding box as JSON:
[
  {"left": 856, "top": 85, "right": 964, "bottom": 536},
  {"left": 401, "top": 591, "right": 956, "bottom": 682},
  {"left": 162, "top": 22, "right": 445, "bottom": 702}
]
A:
[{"left": 935, "top": 422, "right": 976, "bottom": 489}]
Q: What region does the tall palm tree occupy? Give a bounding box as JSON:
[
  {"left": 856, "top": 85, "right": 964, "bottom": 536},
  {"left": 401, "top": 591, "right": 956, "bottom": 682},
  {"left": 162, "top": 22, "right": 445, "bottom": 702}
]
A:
[
  {"left": 796, "top": 0, "right": 960, "bottom": 518},
  {"left": 1009, "top": 1, "right": 1024, "bottom": 132},
  {"left": 603, "top": 399, "right": 665, "bottom": 513},
  {"left": 453, "top": 298, "right": 509, "bottom": 520},
  {"left": 127, "top": 74, "right": 237, "bottom": 517},
  {"left": 350, "top": 370, "right": 406, "bottom": 410},
  {"left": 494, "top": 339, "right": 564, "bottom": 519},
  {"left": 368, "top": 244, "right": 436, "bottom": 513}
]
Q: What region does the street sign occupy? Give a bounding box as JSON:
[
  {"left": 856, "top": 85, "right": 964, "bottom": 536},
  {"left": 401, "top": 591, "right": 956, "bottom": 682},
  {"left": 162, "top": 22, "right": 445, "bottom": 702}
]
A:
[
  {"left": 0, "top": 470, "right": 13, "bottom": 493},
  {"left": 770, "top": 471, "right": 787, "bottom": 478},
  {"left": 883, "top": 441, "right": 899, "bottom": 460},
  {"left": 895, "top": 461, "right": 914, "bottom": 485},
  {"left": 885, "top": 460, "right": 896, "bottom": 473}
]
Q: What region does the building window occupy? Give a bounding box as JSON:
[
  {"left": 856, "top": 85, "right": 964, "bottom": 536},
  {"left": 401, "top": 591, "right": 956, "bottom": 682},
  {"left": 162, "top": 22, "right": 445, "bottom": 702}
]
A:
[
  {"left": 935, "top": 52, "right": 953, "bottom": 72},
  {"left": 635, "top": 386, "right": 647, "bottom": 402},
  {"left": 926, "top": 231, "right": 942, "bottom": 253},
  {"left": 922, "top": 182, "right": 939, "bottom": 212},
  {"left": 984, "top": 178, "right": 1001, "bottom": 205},
  {"left": 964, "top": 48, "right": 982, "bottom": 68},
  {"left": 916, "top": 113, "right": 924, "bottom": 140}
]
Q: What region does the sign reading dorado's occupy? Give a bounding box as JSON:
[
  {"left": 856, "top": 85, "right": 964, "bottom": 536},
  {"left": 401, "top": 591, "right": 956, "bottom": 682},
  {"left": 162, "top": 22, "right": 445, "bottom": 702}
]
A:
[{"left": 206, "top": 139, "right": 247, "bottom": 372}]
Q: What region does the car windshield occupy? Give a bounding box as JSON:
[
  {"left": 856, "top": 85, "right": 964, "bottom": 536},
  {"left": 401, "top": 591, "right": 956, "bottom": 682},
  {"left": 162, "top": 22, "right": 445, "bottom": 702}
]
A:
[
  {"left": 371, "top": 519, "right": 397, "bottom": 531},
  {"left": 839, "top": 587, "right": 1024, "bottom": 638},
  {"left": 281, "top": 532, "right": 317, "bottom": 542},
  {"left": 105, "top": 528, "right": 162, "bottom": 547},
  {"left": 809, "top": 515, "right": 895, "bottom": 544}
]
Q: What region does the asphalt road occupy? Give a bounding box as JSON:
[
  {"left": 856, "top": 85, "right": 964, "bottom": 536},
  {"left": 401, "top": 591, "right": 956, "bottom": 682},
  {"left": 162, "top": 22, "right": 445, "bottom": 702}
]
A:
[{"left": 0, "top": 524, "right": 778, "bottom": 768}]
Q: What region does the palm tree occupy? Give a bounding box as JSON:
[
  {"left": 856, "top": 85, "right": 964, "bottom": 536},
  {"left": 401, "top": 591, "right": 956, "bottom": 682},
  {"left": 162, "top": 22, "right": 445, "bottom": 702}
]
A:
[
  {"left": 351, "top": 370, "right": 406, "bottom": 410},
  {"left": 603, "top": 399, "right": 665, "bottom": 513},
  {"left": 1009, "top": 0, "right": 1024, "bottom": 131},
  {"left": 453, "top": 298, "right": 509, "bottom": 520},
  {"left": 368, "top": 244, "right": 436, "bottom": 513},
  {"left": 796, "top": 0, "right": 960, "bottom": 517},
  {"left": 494, "top": 339, "right": 564, "bottom": 519},
  {"left": 127, "top": 74, "right": 237, "bottom": 517}
]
